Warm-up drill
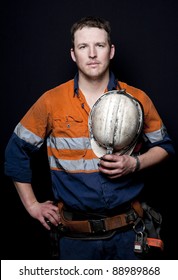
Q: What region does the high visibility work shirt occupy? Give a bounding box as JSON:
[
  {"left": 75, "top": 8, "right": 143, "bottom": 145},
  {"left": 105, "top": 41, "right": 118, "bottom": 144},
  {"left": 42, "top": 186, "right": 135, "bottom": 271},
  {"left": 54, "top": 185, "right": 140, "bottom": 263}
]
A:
[{"left": 4, "top": 72, "right": 175, "bottom": 212}]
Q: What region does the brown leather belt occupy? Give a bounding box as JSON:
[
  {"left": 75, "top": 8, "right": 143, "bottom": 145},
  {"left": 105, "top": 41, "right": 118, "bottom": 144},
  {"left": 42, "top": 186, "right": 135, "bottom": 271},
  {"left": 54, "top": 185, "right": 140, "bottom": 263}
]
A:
[{"left": 58, "top": 201, "right": 143, "bottom": 234}]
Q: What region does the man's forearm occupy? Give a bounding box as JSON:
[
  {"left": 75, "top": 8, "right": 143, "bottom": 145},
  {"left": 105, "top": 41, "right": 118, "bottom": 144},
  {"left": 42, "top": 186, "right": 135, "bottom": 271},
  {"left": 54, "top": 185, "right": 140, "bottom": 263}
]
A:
[
  {"left": 138, "top": 146, "right": 169, "bottom": 171},
  {"left": 14, "top": 181, "right": 38, "bottom": 212}
]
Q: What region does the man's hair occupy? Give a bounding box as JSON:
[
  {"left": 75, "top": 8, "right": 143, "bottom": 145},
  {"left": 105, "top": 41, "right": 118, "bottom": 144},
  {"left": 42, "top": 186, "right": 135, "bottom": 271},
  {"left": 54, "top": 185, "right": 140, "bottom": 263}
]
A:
[{"left": 70, "top": 16, "right": 112, "bottom": 48}]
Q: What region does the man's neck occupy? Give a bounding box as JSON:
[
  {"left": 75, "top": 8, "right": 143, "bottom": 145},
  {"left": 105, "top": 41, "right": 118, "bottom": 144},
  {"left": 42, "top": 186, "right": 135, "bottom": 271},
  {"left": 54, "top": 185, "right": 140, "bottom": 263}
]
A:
[{"left": 78, "top": 72, "right": 109, "bottom": 108}]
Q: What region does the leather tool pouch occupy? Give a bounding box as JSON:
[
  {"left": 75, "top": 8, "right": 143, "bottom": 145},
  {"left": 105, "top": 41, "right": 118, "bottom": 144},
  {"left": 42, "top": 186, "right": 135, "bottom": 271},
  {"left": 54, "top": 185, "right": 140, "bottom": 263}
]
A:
[{"left": 133, "top": 202, "right": 164, "bottom": 256}]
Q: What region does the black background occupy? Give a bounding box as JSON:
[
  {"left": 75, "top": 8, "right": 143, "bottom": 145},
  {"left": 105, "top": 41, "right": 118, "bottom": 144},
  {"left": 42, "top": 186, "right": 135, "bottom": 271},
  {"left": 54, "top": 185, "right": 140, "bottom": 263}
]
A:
[{"left": 1, "top": 0, "right": 178, "bottom": 260}]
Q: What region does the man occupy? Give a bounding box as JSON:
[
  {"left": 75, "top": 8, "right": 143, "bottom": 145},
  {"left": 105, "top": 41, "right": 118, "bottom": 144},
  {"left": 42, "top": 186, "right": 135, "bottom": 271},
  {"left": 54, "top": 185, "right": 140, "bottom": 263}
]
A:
[{"left": 4, "top": 16, "right": 175, "bottom": 259}]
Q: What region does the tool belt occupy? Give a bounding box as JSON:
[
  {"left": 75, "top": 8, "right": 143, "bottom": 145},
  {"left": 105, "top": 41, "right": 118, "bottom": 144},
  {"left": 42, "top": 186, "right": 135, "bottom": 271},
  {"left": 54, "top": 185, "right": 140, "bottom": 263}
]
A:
[
  {"left": 48, "top": 201, "right": 164, "bottom": 258},
  {"left": 57, "top": 200, "right": 143, "bottom": 239}
]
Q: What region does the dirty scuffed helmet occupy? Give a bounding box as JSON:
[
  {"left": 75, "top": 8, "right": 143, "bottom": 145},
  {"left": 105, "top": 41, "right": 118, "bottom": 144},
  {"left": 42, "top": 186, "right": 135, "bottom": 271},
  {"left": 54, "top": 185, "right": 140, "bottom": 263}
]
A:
[{"left": 88, "top": 89, "right": 144, "bottom": 158}]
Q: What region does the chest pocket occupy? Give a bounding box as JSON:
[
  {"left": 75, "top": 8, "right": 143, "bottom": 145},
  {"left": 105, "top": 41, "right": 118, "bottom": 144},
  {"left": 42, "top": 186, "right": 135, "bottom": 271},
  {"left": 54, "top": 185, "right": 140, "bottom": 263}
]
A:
[
  {"left": 53, "top": 115, "right": 88, "bottom": 138},
  {"left": 51, "top": 115, "right": 89, "bottom": 159}
]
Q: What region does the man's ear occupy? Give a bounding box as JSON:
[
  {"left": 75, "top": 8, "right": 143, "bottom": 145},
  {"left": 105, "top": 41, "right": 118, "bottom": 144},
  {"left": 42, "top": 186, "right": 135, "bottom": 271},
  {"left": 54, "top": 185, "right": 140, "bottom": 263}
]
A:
[
  {"left": 110, "top": 44, "right": 115, "bottom": 60},
  {"left": 70, "top": 48, "right": 76, "bottom": 62}
]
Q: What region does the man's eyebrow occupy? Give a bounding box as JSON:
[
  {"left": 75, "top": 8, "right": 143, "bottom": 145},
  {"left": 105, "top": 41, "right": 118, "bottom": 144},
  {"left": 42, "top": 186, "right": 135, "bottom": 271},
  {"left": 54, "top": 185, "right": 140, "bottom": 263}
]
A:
[{"left": 77, "top": 41, "right": 107, "bottom": 46}]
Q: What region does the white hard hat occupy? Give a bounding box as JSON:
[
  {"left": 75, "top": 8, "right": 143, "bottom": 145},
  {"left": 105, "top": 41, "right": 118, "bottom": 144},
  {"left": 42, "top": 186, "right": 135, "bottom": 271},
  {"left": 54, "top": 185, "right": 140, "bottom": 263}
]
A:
[{"left": 88, "top": 89, "right": 144, "bottom": 158}]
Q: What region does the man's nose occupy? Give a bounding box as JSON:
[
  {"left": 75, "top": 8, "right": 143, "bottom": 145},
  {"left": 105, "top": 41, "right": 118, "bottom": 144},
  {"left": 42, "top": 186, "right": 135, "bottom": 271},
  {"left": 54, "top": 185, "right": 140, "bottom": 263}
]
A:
[{"left": 88, "top": 46, "right": 97, "bottom": 58}]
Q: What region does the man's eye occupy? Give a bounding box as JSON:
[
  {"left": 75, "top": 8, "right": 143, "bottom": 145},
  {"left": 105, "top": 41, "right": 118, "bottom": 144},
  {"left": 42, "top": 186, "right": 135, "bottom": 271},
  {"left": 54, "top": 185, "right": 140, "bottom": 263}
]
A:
[{"left": 79, "top": 45, "right": 86, "bottom": 49}]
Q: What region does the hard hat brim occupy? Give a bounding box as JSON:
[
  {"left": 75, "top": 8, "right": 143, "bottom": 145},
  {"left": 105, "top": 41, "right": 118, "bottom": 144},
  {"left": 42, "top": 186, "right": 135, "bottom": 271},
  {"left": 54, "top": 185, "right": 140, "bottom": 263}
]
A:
[{"left": 90, "top": 137, "right": 136, "bottom": 158}]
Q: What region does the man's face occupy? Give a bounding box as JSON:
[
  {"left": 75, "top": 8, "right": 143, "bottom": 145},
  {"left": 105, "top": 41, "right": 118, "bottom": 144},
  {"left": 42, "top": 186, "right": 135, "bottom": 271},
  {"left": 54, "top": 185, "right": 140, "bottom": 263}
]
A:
[{"left": 71, "top": 27, "right": 115, "bottom": 79}]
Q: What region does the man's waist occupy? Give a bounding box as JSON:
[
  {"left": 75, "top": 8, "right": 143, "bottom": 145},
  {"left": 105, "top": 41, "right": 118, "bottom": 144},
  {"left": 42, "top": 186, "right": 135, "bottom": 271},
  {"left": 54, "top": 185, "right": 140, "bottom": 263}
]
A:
[
  {"left": 57, "top": 200, "right": 143, "bottom": 234},
  {"left": 62, "top": 201, "right": 135, "bottom": 219}
]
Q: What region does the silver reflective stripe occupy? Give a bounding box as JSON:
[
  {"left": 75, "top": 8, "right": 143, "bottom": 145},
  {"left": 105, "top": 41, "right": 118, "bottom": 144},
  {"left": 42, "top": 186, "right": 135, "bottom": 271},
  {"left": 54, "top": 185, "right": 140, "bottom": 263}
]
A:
[
  {"left": 145, "top": 125, "right": 166, "bottom": 143},
  {"left": 48, "top": 156, "right": 99, "bottom": 171},
  {"left": 47, "top": 136, "right": 90, "bottom": 150},
  {"left": 14, "top": 123, "right": 44, "bottom": 148}
]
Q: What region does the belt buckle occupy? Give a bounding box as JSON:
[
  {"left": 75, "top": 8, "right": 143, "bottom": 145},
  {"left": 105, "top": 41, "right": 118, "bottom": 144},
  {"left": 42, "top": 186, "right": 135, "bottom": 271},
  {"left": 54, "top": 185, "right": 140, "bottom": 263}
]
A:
[{"left": 89, "top": 219, "right": 106, "bottom": 233}]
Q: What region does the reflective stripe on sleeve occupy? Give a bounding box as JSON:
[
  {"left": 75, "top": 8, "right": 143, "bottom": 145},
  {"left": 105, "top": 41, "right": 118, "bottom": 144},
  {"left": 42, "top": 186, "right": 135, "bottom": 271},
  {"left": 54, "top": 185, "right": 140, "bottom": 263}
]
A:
[{"left": 14, "top": 123, "right": 44, "bottom": 148}]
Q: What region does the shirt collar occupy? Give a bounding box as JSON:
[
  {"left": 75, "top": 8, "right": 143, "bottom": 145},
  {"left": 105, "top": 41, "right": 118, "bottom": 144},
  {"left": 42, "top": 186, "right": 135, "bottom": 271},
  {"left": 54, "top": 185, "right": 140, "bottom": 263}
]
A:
[{"left": 74, "top": 71, "right": 118, "bottom": 96}]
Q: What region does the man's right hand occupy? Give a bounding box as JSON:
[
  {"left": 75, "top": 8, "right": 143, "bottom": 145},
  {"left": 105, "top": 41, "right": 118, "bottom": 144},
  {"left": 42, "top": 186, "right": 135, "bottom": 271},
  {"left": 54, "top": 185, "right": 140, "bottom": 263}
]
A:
[{"left": 27, "top": 200, "right": 61, "bottom": 230}]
